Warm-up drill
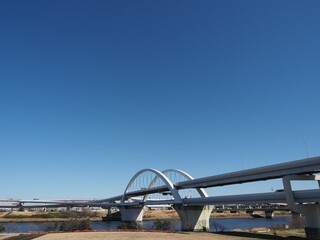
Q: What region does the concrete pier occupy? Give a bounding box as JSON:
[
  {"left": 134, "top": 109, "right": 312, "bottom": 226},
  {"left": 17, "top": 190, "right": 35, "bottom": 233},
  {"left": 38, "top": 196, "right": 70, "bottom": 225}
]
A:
[
  {"left": 283, "top": 175, "right": 320, "bottom": 240},
  {"left": 174, "top": 205, "right": 213, "bottom": 231},
  {"left": 265, "top": 210, "right": 274, "bottom": 219},
  {"left": 119, "top": 206, "right": 145, "bottom": 222}
]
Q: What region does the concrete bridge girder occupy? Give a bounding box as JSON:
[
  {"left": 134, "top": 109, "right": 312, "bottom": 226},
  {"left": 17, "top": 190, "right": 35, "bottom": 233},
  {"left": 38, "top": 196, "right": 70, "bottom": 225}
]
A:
[
  {"left": 119, "top": 168, "right": 212, "bottom": 231},
  {"left": 283, "top": 174, "right": 320, "bottom": 240}
]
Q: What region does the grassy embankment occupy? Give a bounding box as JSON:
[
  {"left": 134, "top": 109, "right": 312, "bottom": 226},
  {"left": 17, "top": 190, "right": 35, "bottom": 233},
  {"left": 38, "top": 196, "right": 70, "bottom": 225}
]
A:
[
  {"left": 0, "top": 211, "right": 103, "bottom": 222},
  {"left": 0, "top": 209, "right": 291, "bottom": 222},
  {"left": 0, "top": 230, "right": 307, "bottom": 240}
]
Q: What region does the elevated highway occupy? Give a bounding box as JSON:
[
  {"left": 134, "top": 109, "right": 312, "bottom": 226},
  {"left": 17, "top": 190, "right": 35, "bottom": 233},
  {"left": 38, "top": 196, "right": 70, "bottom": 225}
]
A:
[{"left": 2, "top": 156, "right": 320, "bottom": 238}]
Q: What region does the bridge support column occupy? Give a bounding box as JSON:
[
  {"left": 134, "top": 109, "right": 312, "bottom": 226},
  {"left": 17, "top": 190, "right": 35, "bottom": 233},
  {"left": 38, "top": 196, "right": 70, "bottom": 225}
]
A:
[
  {"left": 265, "top": 211, "right": 274, "bottom": 219},
  {"left": 119, "top": 206, "right": 145, "bottom": 222},
  {"left": 302, "top": 205, "right": 320, "bottom": 240},
  {"left": 173, "top": 205, "right": 214, "bottom": 231},
  {"left": 107, "top": 207, "right": 112, "bottom": 217},
  {"left": 246, "top": 210, "right": 263, "bottom": 218},
  {"left": 283, "top": 175, "right": 320, "bottom": 240}
]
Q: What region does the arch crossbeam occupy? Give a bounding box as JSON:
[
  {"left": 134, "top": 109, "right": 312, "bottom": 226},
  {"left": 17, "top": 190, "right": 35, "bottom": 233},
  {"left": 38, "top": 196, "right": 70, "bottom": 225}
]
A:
[{"left": 122, "top": 168, "right": 183, "bottom": 204}]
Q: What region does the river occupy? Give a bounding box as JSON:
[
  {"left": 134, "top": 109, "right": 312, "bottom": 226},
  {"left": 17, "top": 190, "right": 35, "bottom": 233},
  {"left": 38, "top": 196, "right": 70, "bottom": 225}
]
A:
[{"left": 0, "top": 216, "right": 291, "bottom": 233}]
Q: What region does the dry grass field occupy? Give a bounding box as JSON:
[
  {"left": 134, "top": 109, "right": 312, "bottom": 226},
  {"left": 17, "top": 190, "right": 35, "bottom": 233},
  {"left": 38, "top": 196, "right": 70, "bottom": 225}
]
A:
[
  {"left": 0, "top": 230, "right": 303, "bottom": 240},
  {"left": 0, "top": 210, "right": 305, "bottom": 239},
  {"left": 32, "top": 231, "right": 266, "bottom": 240}
]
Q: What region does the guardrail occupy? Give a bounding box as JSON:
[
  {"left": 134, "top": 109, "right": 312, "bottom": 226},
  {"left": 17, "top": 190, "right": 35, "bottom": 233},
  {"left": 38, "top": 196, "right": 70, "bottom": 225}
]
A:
[{"left": 175, "top": 156, "right": 320, "bottom": 189}]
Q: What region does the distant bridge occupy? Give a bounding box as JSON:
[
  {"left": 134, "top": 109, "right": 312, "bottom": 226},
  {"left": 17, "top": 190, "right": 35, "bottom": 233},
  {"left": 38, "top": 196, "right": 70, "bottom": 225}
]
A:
[{"left": 2, "top": 156, "right": 320, "bottom": 238}]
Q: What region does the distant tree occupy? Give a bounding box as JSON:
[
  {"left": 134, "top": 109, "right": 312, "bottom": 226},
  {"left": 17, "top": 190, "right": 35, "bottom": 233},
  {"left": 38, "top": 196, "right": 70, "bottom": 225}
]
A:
[
  {"left": 153, "top": 219, "right": 171, "bottom": 230},
  {"left": 117, "top": 221, "right": 142, "bottom": 230},
  {"left": 59, "top": 219, "right": 91, "bottom": 231}
]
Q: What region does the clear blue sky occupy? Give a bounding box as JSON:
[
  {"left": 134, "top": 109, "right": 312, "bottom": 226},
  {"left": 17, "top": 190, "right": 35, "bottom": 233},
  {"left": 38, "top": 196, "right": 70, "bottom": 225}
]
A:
[{"left": 1, "top": 0, "right": 320, "bottom": 199}]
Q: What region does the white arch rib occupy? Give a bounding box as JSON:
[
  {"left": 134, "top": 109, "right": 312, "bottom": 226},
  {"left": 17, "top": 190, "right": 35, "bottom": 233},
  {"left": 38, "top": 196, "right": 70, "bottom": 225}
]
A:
[
  {"left": 142, "top": 169, "right": 208, "bottom": 201},
  {"left": 122, "top": 168, "right": 182, "bottom": 204}
]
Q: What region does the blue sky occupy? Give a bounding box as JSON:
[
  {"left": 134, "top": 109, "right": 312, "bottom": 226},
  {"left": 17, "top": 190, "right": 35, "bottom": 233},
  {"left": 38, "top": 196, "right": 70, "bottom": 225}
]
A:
[{"left": 0, "top": 0, "right": 320, "bottom": 199}]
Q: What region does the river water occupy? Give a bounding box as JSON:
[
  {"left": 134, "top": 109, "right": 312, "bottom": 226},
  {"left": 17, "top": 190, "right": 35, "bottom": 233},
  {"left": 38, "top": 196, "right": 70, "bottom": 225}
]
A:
[{"left": 0, "top": 216, "right": 291, "bottom": 233}]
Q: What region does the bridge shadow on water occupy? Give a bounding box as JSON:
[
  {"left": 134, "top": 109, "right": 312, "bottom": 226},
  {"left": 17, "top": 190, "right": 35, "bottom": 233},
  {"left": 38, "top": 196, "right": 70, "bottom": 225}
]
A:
[{"left": 214, "top": 232, "right": 306, "bottom": 239}]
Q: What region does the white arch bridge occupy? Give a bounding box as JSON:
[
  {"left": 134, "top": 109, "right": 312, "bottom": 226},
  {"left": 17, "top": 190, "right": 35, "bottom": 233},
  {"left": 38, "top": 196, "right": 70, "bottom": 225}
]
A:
[{"left": 3, "top": 156, "right": 320, "bottom": 238}]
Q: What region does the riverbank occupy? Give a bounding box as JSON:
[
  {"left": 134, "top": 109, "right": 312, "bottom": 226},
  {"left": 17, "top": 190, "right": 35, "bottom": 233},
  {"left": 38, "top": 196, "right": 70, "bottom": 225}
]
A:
[
  {"left": 0, "top": 210, "right": 290, "bottom": 222},
  {"left": 0, "top": 212, "right": 102, "bottom": 223},
  {"left": 0, "top": 230, "right": 306, "bottom": 240}
]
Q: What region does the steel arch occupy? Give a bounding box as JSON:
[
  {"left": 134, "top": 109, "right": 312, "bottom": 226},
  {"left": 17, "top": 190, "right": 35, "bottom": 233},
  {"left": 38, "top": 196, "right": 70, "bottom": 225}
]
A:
[
  {"left": 162, "top": 169, "right": 208, "bottom": 197},
  {"left": 142, "top": 169, "right": 208, "bottom": 201},
  {"left": 122, "top": 168, "right": 182, "bottom": 204}
]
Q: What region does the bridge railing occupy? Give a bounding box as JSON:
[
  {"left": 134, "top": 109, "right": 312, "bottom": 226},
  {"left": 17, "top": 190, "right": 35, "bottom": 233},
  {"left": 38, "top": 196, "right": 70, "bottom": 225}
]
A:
[{"left": 175, "top": 156, "right": 320, "bottom": 189}]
